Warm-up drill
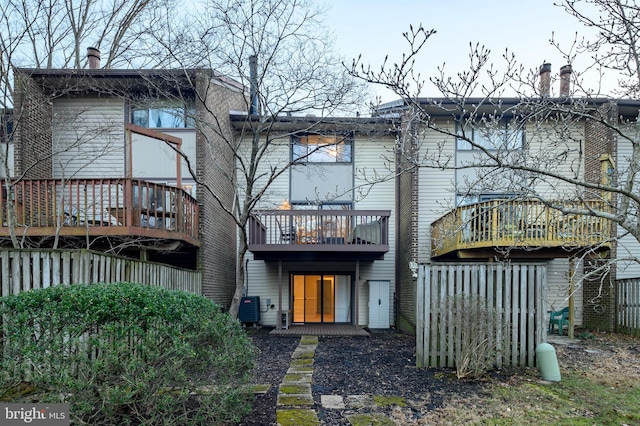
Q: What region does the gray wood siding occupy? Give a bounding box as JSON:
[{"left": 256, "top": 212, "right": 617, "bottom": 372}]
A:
[
  {"left": 616, "top": 132, "right": 640, "bottom": 279},
  {"left": 52, "top": 97, "right": 125, "bottom": 179}
]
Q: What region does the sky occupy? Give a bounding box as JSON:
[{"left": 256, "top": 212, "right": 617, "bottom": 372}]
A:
[{"left": 320, "top": 0, "right": 603, "bottom": 103}]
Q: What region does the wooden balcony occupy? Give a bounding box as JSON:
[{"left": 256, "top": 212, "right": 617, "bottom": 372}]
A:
[
  {"left": 0, "top": 179, "right": 200, "bottom": 247},
  {"left": 431, "top": 199, "right": 611, "bottom": 260},
  {"left": 248, "top": 210, "right": 390, "bottom": 261}
]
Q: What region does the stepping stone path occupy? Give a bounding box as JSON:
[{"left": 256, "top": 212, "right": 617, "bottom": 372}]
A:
[
  {"left": 276, "top": 335, "right": 320, "bottom": 426},
  {"left": 274, "top": 335, "right": 405, "bottom": 425}
]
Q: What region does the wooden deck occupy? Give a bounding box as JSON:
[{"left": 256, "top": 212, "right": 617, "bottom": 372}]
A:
[
  {"left": 431, "top": 198, "right": 611, "bottom": 259},
  {"left": 248, "top": 210, "right": 390, "bottom": 261},
  {"left": 0, "top": 178, "right": 200, "bottom": 247},
  {"left": 269, "top": 324, "right": 370, "bottom": 337}
]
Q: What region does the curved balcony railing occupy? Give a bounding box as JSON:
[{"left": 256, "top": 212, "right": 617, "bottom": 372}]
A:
[
  {"left": 0, "top": 179, "right": 199, "bottom": 245},
  {"left": 431, "top": 199, "right": 610, "bottom": 258}
]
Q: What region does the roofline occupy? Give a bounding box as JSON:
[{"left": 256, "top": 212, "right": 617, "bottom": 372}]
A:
[
  {"left": 229, "top": 114, "right": 398, "bottom": 133},
  {"left": 376, "top": 96, "right": 640, "bottom": 115},
  {"left": 14, "top": 67, "right": 245, "bottom": 92}
]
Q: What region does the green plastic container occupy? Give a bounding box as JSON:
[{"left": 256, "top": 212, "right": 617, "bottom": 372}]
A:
[{"left": 536, "top": 342, "right": 561, "bottom": 382}]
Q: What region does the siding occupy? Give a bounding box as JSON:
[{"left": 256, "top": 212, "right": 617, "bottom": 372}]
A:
[
  {"left": 523, "top": 122, "right": 586, "bottom": 197},
  {"left": 398, "top": 123, "right": 456, "bottom": 330},
  {"left": 52, "top": 97, "right": 125, "bottom": 179},
  {"left": 616, "top": 130, "right": 640, "bottom": 279},
  {"left": 418, "top": 122, "right": 456, "bottom": 263},
  {"left": 131, "top": 130, "right": 196, "bottom": 181},
  {"left": 353, "top": 133, "right": 396, "bottom": 326},
  {"left": 547, "top": 258, "right": 583, "bottom": 326}
]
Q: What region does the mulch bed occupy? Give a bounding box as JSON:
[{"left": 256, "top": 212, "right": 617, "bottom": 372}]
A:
[
  {"left": 239, "top": 328, "right": 640, "bottom": 425},
  {"left": 239, "top": 328, "right": 484, "bottom": 425}
]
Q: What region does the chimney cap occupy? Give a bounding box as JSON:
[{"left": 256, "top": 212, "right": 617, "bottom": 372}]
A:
[
  {"left": 87, "top": 47, "right": 101, "bottom": 69},
  {"left": 539, "top": 63, "right": 552, "bottom": 74},
  {"left": 560, "top": 64, "right": 572, "bottom": 75}
]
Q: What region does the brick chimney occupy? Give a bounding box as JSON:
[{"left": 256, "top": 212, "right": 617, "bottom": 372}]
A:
[
  {"left": 559, "top": 64, "right": 572, "bottom": 97},
  {"left": 539, "top": 63, "right": 551, "bottom": 97},
  {"left": 87, "top": 47, "right": 101, "bottom": 69}
]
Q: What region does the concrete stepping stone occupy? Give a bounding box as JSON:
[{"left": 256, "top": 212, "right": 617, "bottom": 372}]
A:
[
  {"left": 277, "top": 393, "right": 314, "bottom": 406},
  {"left": 320, "top": 394, "right": 345, "bottom": 409},
  {"left": 276, "top": 408, "right": 319, "bottom": 426}
]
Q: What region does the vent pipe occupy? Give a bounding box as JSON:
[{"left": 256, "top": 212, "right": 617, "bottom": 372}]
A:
[{"left": 249, "top": 55, "right": 259, "bottom": 115}]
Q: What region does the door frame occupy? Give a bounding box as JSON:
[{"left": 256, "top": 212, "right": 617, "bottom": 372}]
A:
[{"left": 290, "top": 272, "right": 355, "bottom": 325}]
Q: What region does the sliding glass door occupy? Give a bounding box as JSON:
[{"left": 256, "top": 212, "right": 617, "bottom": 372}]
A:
[{"left": 292, "top": 274, "right": 351, "bottom": 323}]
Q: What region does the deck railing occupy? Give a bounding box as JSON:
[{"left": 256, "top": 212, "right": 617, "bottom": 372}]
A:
[
  {"left": 249, "top": 210, "right": 390, "bottom": 247},
  {"left": 431, "top": 199, "right": 610, "bottom": 258},
  {"left": 0, "top": 179, "right": 199, "bottom": 241}
]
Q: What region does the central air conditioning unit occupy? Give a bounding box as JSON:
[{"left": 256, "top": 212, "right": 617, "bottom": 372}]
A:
[{"left": 238, "top": 296, "right": 260, "bottom": 323}]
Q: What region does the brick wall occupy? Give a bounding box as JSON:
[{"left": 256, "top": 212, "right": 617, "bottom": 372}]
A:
[
  {"left": 396, "top": 112, "right": 420, "bottom": 333},
  {"left": 195, "top": 73, "right": 246, "bottom": 307},
  {"left": 582, "top": 101, "right": 618, "bottom": 330},
  {"left": 13, "top": 72, "right": 53, "bottom": 179}
]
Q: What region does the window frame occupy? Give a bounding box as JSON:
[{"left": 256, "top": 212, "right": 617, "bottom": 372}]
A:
[
  {"left": 130, "top": 98, "right": 196, "bottom": 129},
  {"left": 456, "top": 118, "right": 524, "bottom": 151},
  {"left": 291, "top": 133, "right": 353, "bottom": 164}
]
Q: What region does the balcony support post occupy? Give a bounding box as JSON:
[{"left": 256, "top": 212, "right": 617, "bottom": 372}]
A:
[{"left": 277, "top": 260, "right": 283, "bottom": 329}]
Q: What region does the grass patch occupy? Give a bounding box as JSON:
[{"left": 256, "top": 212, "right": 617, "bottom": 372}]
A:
[
  {"left": 294, "top": 350, "right": 315, "bottom": 359},
  {"left": 279, "top": 384, "right": 310, "bottom": 394},
  {"left": 300, "top": 336, "right": 318, "bottom": 345},
  {"left": 426, "top": 370, "right": 640, "bottom": 425},
  {"left": 277, "top": 394, "right": 314, "bottom": 406},
  {"left": 373, "top": 395, "right": 406, "bottom": 407},
  {"left": 276, "top": 409, "right": 319, "bottom": 426},
  {"left": 291, "top": 358, "right": 313, "bottom": 367}
]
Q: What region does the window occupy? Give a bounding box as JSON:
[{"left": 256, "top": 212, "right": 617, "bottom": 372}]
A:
[
  {"left": 456, "top": 119, "right": 523, "bottom": 151},
  {"left": 131, "top": 99, "right": 195, "bottom": 129},
  {"left": 292, "top": 134, "right": 352, "bottom": 163}
]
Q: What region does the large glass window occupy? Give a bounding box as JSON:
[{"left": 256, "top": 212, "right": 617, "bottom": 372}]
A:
[
  {"left": 292, "top": 134, "right": 352, "bottom": 163},
  {"left": 131, "top": 99, "right": 195, "bottom": 129},
  {"left": 456, "top": 119, "right": 523, "bottom": 151}
]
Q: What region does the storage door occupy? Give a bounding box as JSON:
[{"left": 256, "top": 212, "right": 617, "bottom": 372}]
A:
[{"left": 368, "top": 280, "right": 390, "bottom": 329}]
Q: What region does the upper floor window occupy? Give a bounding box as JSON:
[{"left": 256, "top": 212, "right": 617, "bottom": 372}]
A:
[
  {"left": 131, "top": 99, "right": 195, "bottom": 129},
  {"left": 456, "top": 119, "right": 523, "bottom": 151},
  {"left": 292, "top": 134, "right": 352, "bottom": 163}
]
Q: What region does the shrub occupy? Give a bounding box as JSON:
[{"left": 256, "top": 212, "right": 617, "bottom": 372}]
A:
[
  {"left": 0, "top": 282, "right": 256, "bottom": 425},
  {"left": 444, "top": 294, "right": 511, "bottom": 379}
]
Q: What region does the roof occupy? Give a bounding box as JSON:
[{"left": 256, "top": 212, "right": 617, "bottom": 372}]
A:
[
  {"left": 14, "top": 67, "right": 244, "bottom": 94},
  {"left": 229, "top": 113, "right": 398, "bottom": 134},
  {"left": 376, "top": 97, "right": 640, "bottom": 119}
]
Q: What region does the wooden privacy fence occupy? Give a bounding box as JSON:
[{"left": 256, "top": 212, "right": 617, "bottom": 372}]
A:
[
  {"left": 416, "top": 263, "right": 546, "bottom": 369},
  {"left": 616, "top": 277, "right": 640, "bottom": 337},
  {"left": 0, "top": 249, "right": 201, "bottom": 297}
]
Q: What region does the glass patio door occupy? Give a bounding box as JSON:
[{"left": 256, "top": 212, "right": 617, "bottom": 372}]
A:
[{"left": 292, "top": 274, "right": 351, "bottom": 323}]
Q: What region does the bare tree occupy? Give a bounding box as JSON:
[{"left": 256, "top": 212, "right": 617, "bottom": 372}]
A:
[
  {"left": 352, "top": 0, "right": 640, "bottom": 279},
  {"left": 144, "top": 0, "right": 370, "bottom": 317}
]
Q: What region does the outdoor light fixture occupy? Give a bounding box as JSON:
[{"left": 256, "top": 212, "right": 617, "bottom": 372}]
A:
[{"left": 408, "top": 261, "right": 419, "bottom": 279}]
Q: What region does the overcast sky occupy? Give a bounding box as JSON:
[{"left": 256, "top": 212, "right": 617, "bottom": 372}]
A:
[{"left": 321, "top": 0, "right": 604, "bottom": 102}]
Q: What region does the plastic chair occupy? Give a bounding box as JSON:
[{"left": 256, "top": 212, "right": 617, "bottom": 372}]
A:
[{"left": 548, "top": 307, "right": 570, "bottom": 336}]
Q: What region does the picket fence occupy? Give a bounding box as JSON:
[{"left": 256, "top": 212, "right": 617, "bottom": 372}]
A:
[
  {"left": 0, "top": 249, "right": 201, "bottom": 297},
  {"left": 616, "top": 277, "right": 640, "bottom": 337},
  {"left": 416, "top": 263, "right": 546, "bottom": 369}
]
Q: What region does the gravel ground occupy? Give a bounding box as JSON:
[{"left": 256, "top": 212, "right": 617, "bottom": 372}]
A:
[{"left": 239, "top": 328, "right": 640, "bottom": 425}]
